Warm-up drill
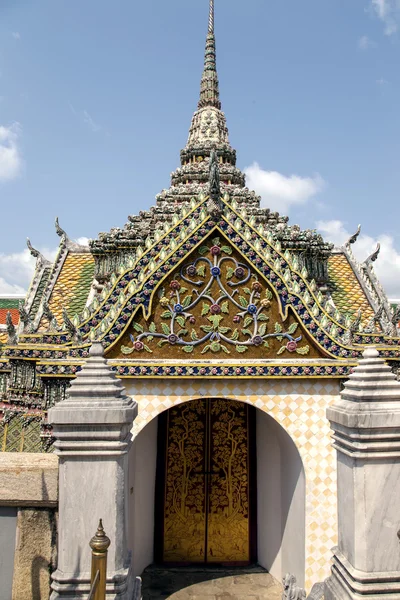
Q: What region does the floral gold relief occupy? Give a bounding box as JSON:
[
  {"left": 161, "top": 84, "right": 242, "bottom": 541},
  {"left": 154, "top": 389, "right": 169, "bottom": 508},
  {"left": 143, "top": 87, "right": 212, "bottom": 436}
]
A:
[{"left": 161, "top": 399, "right": 252, "bottom": 564}]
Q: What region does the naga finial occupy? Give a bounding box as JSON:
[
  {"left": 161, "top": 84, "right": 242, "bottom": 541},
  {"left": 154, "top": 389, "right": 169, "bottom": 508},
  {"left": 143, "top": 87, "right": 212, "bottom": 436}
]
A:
[
  {"left": 6, "top": 312, "right": 18, "bottom": 345},
  {"left": 19, "top": 301, "right": 33, "bottom": 333},
  {"left": 345, "top": 224, "right": 361, "bottom": 248},
  {"left": 26, "top": 238, "right": 40, "bottom": 259},
  {"left": 364, "top": 242, "right": 380, "bottom": 265},
  {"left": 55, "top": 217, "right": 68, "bottom": 240},
  {"left": 62, "top": 306, "right": 82, "bottom": 343}
]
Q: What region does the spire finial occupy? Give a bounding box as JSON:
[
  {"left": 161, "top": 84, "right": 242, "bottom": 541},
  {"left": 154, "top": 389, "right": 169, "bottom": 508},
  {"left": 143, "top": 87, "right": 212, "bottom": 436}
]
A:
[
  {"left": 198, "top": 0, "right": 221, "bottom": 110},
  {"left": 209, "top": 0, "right": 214, "bottom": 34}
]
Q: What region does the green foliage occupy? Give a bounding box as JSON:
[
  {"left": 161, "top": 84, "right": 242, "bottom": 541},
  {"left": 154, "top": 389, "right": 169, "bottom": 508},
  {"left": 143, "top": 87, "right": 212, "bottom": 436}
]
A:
[
  {"left": 244, "top": 316, "right": 253, "bottom": 327},
  {"left": 133, "top": 322, "right": 144, "bottom": 333},
  {"left": 274, "top": 323, "right": 283, "bottom": 333},
  {"left": 221, "top": 301, "right": 229, "bottom": 314},
  {"left": 182, "top": 345, "right": 194, "bottom": 353},
  {"left": 161, "top": 310, "right": 172, "bottom": 318},
  {"left": 176, "top": 315, "right": 186, "bottom": 327},
  {"left": 221, "top": 246, "right": 232, "bottom": 255},
  {"left": 288, "top": 323, "right": 298, "bottom": 335},
  {"left": 161, "top": 323, "right": 170, "bottom": 335},
  {"left": 231, "top": 328, "right": 239, "bottom": 341},
  {"left": 258, "top": 314, "right": 269, "bottom": 322},
  {"left": 239, "top": 296, "right": 248, "bottom": 307},
  {"left": 121, "top": 345, "right": 134, "bottom": 355},
  {"left": 191, "top": 329, "right": 199, "bottom": 340},
  {"left": 258, "top": 323, "right": 267, "bottom": 336},
  {"left": 211, "top": 237, "right": 220, "bottom": 245},
  {"left": 196, "top": 264, "right": 206, "bottom": 277},
  {"left": 218, "top": 326, "right": 231, "bottom": 334},
  {"left": 226, "top": 267, "right": 235, "bottom": 280},
  {"left": 235, "top": 345, "right": 248, "bottom": 353},
  {"left": 201, "top": 302, "right": 210, "bottom": 316},
  {"left": 182, "top": 295, "right": 192, "bottom": 308},
  {"left": 241, "top": 328, "right": 253, "bottom": 337},
  {"left": 177, "top": 329, "right": 188, "bottom": 337},
  {"left": 200, "top": 325, "right": 213, "bottom": 333},
  {"left": 243, "top": 287, "right": 251, "bottom": 295},
  {"left": 208, "top": 314, "right": 224, "bottom": 329},
  {"left": 296, "top": 345, "right": 310, "bottom": 355},
  {"left": 199, "top": 246, "right": 209, "bottom": 255},
  {"left": 143, "top": 344, "right": 153, "bottom": 353},
  {"left": 277, "top": 346, "right": 286, "bottom": 355},
  {"left": 149, "top": 322, "right": 157, "bottom": 333}
]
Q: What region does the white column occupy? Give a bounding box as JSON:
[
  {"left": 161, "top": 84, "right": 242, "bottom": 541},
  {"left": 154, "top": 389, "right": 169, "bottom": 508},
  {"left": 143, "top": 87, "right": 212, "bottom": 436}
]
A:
[
  {"left": 48, "top": 342, "right": 137, "bottom": 600},
  {"left": 325, "top": 348, "right": 400, "bottom": 600}
]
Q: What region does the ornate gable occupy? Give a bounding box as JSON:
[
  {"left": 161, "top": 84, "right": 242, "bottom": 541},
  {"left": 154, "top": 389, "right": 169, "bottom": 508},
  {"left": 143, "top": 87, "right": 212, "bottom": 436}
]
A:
[{"left": 108, "top": 230, "right": 323, "bottom": 360}]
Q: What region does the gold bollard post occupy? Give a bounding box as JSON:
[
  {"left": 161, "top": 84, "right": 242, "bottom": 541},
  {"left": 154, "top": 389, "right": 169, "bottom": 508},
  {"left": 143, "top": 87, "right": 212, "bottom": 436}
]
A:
[{"left": 89, "top": 519, "right": 111, "bottom": 600}]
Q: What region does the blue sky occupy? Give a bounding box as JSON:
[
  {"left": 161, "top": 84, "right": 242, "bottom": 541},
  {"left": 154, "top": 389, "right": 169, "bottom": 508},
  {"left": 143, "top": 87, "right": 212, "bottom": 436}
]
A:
[{"left": 1, "top": 0, "right": 400, "bottom": 295}]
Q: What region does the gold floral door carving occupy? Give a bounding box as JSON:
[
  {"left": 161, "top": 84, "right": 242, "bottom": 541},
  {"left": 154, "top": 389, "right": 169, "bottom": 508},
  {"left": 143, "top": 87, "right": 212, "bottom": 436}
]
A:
[{"left": 155, "top": 399, "right": 256, "bottom": 565}]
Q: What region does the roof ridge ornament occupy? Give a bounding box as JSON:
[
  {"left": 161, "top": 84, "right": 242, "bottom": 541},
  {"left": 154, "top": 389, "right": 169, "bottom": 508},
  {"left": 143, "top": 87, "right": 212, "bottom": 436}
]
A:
[
  {"left": 207, "top": 147, "right": 222, "bottom": 216},
  {"left": 364, "top": 242, "right": 380, "bottom": 266},
  {"left": 345, "top": 224, "right": 361, "bottom": 248},
  {"left": 55, "top": 217, "right": 68, "bottom": 241},
  {"left": 26, "top": 238, "right": 51, "bottom": 267}
]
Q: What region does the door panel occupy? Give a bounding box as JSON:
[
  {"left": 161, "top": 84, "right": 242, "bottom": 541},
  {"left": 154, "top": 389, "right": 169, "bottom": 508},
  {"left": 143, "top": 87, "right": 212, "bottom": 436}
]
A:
[
  {"left": 163, "top": 400, "right": 206, "bottom": 562},
  {"left": 156, "top": 399, "right": 255, "bottom": 565},
  {"left": 207, "top": 399, "right": 250, "bottom": 562}
]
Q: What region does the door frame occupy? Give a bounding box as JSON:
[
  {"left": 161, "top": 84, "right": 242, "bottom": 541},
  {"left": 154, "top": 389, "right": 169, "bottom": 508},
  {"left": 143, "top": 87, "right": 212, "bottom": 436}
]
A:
[{"left": 154, "top": 398, "right": 258, "bottom": 566}]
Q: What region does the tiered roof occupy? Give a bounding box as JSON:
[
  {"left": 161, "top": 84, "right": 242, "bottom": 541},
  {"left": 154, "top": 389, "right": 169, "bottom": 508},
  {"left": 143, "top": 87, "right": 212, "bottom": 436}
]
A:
[{"left": 0, "top": 1, "right": 399, "bottom": 452}]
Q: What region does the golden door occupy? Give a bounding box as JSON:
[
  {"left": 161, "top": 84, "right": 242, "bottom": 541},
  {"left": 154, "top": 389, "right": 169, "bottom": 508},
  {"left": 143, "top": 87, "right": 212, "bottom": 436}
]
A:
[{"left": 155, "top": 399, "right": 256, "bottom": 565}]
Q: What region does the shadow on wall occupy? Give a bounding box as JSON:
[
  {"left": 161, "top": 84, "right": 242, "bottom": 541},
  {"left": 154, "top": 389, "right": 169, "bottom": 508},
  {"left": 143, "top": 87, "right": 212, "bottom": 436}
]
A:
[
  {"left": 257, "top": 410, "right": 306, "bottom": 587},
  {"left": 14, "top": 471, "right": 59, "bottom": 600}
]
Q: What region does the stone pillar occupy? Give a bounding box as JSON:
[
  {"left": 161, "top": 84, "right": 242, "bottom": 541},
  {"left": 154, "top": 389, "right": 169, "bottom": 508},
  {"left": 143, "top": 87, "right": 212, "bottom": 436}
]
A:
[
  {"left": 325, "top": 348, "right": 400, "bottom": 600},
  {"left": 48, "top": 342, "right": 137, "bottom": 600}
]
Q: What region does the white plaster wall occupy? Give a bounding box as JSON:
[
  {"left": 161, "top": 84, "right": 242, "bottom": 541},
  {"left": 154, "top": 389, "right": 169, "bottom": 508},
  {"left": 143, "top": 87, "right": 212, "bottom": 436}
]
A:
[
  {"left": 126, "top": 377, "right": 338, "bottom": 589},
  {"left": 257, "top": 411, "right": 305, "bottom": 588},
  {"left": 128, "top": 417, "right": 158, "bottom": 578}
]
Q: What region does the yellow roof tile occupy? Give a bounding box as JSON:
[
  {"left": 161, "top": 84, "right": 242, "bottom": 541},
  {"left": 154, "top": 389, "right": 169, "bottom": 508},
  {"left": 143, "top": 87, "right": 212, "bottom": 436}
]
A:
[
  {"left": 328, "top": 253, "right": 375, "bottom": 324},
  {"left": 41, "top": 252, "right": 95, "bottom": 328}
]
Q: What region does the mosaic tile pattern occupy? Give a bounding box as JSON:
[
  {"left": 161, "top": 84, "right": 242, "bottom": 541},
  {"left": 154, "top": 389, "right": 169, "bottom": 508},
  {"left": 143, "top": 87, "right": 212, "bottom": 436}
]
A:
[
  {"left": 0, "top": 417, "right": 43, "bottom": 453},
  {"left": 43, "top": 252, "right": 94, "bottom": 326},
  {"left": 28, "top": 267, "right": 51, "bottom": 320},
  {"left": 328, "top": 253, "right": 375, "bottom": 323},
  {"left": 126, "top": 378, "right": 339, "bottom": 591}
]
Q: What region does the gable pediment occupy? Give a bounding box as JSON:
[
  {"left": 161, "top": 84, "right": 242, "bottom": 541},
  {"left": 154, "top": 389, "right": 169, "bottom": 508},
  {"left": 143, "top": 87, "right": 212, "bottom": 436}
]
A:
[{"left": 107, "top": 229, "right": 325, "bottom": 360}]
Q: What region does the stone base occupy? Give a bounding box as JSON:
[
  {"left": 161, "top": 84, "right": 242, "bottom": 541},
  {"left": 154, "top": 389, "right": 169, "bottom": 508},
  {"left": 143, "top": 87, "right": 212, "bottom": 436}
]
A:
[
  {"left": 50, "top": 567, "right": 132, "bottom": 600},
  {"left": 325, "top": 552, "right": 400, "bottom": 600}
]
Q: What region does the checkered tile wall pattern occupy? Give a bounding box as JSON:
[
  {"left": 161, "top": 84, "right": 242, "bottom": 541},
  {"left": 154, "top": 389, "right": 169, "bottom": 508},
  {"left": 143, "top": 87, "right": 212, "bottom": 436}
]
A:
[{"left": 125, "top": 378, "right": 340, "bottom": 590}]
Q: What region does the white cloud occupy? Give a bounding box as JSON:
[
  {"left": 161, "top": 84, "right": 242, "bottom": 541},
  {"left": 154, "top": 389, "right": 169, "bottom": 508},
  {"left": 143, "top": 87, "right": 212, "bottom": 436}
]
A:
[
  {"left": 376, "top": 77, "right": 389, "bottom": 85},
  {"left": 0, "top": 246, "right": 58, "bottom": 295},
  {"left": 83, "top": 110, "right": 101, "bottom": 133},
  {"left": 244, "top": 162, "right": 325, "bottom": 214},
  {"left": 0, "top": 237, "right": 88, "bottom": 295},
  {"left": 358, "top": 35, "right": 376, "bottom": 49},
  {"left": 12, "top": 32, "right": 20, "bottom": 40},
  {"left": 370, "top": 0, "right": 400, "bottom": 35},
  {"left": 0, "top": 123, "right": 23, "bottom": 182},
  {"left": 317, "top": 219, "right": 400, "bottom": 298},
  {"left": 75, "top": 236, "right": 89, "bottom": 246}
]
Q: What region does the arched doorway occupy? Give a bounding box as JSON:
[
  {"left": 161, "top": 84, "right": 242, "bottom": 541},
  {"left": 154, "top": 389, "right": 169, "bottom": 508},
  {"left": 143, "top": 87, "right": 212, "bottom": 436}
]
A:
[
  {"left": 128, "top": 398, "right": 306, "bottom": 586},
  {"left": 154, "top": 398, "right": 257, "bottom": 565}
]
